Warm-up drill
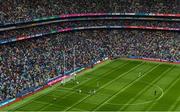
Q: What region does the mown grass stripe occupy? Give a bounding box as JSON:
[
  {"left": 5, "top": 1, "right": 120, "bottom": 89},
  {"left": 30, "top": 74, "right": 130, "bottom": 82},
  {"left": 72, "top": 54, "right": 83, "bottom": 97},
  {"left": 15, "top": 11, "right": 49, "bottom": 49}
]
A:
[
  {"left": 145, "top": 68, "right": 180, "bottom": 111},
  {"left": 136, "top": 66, "right": 180, "bottom": 111},
  {"left": 96, "top": 64, "right": 171, "bottom": 111},
  {"left": 3, "top": 59, "right": 179, "bottom": 111},
  {"left": 70, "top": 62, "right": 154, "bottom": 111},
  {"left": 169, "top": 95, "right": 180, "bottom": 111},
  {"left": 11, "top": 60, "right": 122, "bottom": 111},
  {"left": 120, "top": 65, "right": 175, "bottom": 110},
  {"left": 148, "top": 72, "right": 180, "bottom": 111},
  {"left": 111, "top": 64, "right": 170, "bottom": 104},
  {"left": 65, "top": 62, "right": 144, "bottom": 111},
  {"left": 19, "top": 60, "right": 130, "bottom": 111},
  {"left": 93, "top": 63, "right": 160, "bottom": 111}
]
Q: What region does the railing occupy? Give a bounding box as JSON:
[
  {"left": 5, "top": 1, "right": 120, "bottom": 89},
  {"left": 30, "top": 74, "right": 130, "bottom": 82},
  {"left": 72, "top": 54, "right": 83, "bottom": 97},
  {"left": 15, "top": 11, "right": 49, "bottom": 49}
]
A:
[
  {"left": 1, "top": 13, "right": 179, "bottom": 27},
  {"left": 0, "top": 26, "right": 179, "bottom": 45}
]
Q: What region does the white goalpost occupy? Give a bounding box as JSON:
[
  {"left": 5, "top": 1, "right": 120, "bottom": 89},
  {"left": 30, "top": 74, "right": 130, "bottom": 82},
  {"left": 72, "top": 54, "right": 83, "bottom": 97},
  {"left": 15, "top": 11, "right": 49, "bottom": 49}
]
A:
[{"left": 61, "top": 47, "right": 78, "bottom": 85}]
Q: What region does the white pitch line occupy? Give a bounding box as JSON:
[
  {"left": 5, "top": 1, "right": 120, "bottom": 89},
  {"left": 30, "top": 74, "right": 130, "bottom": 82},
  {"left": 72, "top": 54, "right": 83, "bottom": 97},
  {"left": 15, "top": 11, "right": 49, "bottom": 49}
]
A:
[
  {"left": 169, "top": 94, "right": 180, "bottom": 111},
  {"left": 146, "top": 73, "right": 180, "bottom": 111},
  {"left": 93, "top": 64, "right": 160, "bottom": 111},
  {"left": 54, "top": 61, "right": 129, "bottom": 100},
  {"left": 33, "top": 100, "right": 50, "bottom": 105},
  {"left": 119, "top": 66, "right": 174, "bottom": 110},
  {"left": 107, "top": 84, "right": 164, "bottom": 106},
  {"left": 39, "top": 103, "right": 53, "bottom": 111},
  {"left": 12, "top": 61, "right": 127, "bottom": 111},
  {"left": 64, "top": 62, "right": 145, "bottom": 111},
  {"left": 11, "top": 82, "right": 61, "bottom": 111},
  {"left": 65, "top": 62, "right": 147, "bottom": 111},
  {"left": 10, "top": 61, "right": 110, "bottom": 110},
  {"left": 36, "top": 61, "right": 130, "bottom": 111}
]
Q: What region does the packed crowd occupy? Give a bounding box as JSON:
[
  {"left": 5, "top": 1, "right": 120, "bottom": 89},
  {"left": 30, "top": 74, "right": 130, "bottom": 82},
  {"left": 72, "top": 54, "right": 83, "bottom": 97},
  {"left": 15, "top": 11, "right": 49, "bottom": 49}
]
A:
[
  {"left": 1, "top": 0, "right": 179, "bottom": 24},
  {"left": 0, "top": 0, "right": 179, "bottom": 104},
  {"left": 1, "top": 19, "right": 179, "bottom": 39},
  {"left": 0, "top": 29, "right": 179, "bottom": 102}
]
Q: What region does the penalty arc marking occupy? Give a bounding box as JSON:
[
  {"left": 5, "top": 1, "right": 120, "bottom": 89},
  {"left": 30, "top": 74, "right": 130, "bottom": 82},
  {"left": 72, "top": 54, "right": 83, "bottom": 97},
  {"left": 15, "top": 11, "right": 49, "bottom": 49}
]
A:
[{"left": 107, "top": 81, "right": 164, "bottom": 106}]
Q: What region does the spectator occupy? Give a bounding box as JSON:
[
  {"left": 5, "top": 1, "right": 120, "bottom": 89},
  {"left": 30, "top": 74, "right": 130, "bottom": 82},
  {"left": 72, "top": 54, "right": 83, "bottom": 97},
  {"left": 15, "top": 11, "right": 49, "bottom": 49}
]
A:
[{"left": 0, "top": 29, "right": 179, "bottom": 102}]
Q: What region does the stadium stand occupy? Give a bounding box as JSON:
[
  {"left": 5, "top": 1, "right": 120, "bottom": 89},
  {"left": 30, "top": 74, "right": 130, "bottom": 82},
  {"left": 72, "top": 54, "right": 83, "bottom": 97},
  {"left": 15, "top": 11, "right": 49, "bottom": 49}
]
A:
[
  {"left": 1, "top": 20, "right": 179, "bottom": 39},
  {"left": 0, "top": 30, "right": 179, "bottom": 102},
  {"left": 0, "top": 0, "right": 179, "bottom": 105},
  {"left": 0, "top": 0, "right": 179, "bottom": 24}
]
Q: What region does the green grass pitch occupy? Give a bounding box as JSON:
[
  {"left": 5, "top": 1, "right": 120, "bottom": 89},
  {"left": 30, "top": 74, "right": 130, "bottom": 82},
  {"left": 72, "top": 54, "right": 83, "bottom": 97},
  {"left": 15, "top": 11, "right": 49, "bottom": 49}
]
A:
[{"left": 2, "top": 59, "right": 180, "bottom": 111}]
